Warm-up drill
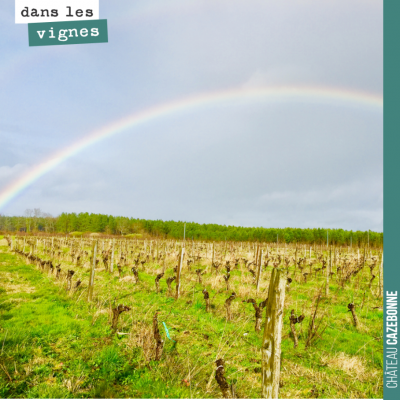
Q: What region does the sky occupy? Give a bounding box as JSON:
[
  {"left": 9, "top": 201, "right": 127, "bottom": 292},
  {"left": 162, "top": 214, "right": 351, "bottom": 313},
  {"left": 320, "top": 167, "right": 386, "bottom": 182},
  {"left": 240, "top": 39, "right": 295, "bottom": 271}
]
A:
[{"left": 0, "top": 0, "right": 383, "bottom": 231}]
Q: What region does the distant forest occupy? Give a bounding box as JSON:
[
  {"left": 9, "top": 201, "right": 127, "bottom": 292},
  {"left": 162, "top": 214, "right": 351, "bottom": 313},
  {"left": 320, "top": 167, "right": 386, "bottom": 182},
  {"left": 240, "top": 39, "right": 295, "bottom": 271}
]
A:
[{"left": 0, "top": 210, "right": 383, "bottom": 247}]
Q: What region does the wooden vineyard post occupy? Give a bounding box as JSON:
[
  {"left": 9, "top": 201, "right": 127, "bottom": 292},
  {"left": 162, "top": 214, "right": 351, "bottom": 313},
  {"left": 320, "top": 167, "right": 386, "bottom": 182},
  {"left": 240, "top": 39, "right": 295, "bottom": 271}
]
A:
[
  {"left": 110, "top": 239, "right": 114, "bottom": 273},
  {"left": 175, "top": 247, "right": 185, "bottom": 299},
  {"left": 212, "top": 242, "right": 215, "bottom": 265},
  {"left": 333, "top": 247, "right": 337, "bottom": 269},
  {"left": 256, "top": 249, "right": 264, "bottom": 292},
  {"left": 362, "top": 248, "right": 366, "bottom": 270},
  {"left": 261, "top": 267, "right": 286, "bottom": 399},
  {"left": 88, "top": 240, "right": 98, "bottom": 302},
  {"left": 326, "top": 249, "right": 331, "bottom": 297},
  {"left": 256, "top": 245, "right": 260, "bottom": 265},
  {"left": 162, "top": 242, "right": 167, "bottom": 273}
]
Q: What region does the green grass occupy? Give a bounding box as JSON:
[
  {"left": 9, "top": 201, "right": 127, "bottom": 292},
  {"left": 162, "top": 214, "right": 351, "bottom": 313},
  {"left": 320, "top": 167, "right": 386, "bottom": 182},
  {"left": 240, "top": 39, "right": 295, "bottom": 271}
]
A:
[{"left": 0, "top": 242, "right": 383, "bottom": 398}]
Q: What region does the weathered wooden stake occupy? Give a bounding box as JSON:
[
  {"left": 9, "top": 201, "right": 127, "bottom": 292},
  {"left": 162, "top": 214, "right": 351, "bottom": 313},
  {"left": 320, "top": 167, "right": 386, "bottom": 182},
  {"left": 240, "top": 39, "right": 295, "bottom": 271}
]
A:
[
  {"left": 87, "top": 240, "right": 98, "bottom": 302},
  {"left": 333, "top": 247, "right": 337, "bottom": 269},
  {"left": 156, "top": 240, "right": 159, "bottom": 261},
  {"left": 261, "top": 267, "right": 286, "bottom": 399},
  {"left": 325, "top": 249, "right": 331, "bottom": 296},
  {"left": 110, "top": 239, "right": 114, "bottom": 273},
  {"left": 175, "top": 247, "right": 185, "bottom": 299},
  {"left": 256, "top": 250, "right": 264, "bottom": 292},
  {"left": 362, "top": 248, "right": 366, "bottom": 271}
]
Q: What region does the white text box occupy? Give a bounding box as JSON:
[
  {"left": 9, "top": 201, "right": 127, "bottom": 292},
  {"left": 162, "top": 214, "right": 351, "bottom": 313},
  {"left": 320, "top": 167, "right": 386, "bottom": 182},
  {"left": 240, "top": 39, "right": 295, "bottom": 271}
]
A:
[{"left": 16, "top": 0, "right": 99, "bottom": 24}]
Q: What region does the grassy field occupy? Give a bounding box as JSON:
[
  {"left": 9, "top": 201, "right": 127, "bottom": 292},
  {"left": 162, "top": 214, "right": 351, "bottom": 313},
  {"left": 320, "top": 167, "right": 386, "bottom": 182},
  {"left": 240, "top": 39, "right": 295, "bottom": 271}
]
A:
[{"left": 0, "top": 237, "right": 383, "bottom": 398}]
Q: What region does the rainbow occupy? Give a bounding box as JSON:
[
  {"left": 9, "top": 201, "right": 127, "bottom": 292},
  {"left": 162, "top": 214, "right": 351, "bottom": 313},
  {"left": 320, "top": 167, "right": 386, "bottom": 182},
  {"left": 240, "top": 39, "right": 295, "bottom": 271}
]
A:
[{"left": 0, "top": 85, "right": 382, "bottom": 211}]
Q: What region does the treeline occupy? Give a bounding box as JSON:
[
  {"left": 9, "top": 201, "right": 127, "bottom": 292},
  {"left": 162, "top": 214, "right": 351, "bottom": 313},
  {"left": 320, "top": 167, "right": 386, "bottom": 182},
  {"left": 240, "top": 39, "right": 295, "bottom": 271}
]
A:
[{"left": 0, "top": 211, "right": 383, "bottom": 247}]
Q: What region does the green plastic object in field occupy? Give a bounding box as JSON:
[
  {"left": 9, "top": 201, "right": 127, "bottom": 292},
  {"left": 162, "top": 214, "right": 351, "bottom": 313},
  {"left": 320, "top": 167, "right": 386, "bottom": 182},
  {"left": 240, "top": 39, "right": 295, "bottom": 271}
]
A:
[{"left": 162, "top": 321, "right": 175, "bottom": 342}]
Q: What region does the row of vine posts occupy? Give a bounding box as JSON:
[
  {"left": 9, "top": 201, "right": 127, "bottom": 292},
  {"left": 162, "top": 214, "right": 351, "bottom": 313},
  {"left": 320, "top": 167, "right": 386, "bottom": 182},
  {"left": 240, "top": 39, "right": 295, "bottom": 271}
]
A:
[{"left": 4, "top": 234, "right": 383, "bottom": 398}]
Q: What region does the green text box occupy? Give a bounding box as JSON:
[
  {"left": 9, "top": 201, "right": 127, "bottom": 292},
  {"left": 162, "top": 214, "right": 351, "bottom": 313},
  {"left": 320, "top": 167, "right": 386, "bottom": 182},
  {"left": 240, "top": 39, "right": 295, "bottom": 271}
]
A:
[{"left": 28, "top": 19, "right": 108, "bottom": 46}]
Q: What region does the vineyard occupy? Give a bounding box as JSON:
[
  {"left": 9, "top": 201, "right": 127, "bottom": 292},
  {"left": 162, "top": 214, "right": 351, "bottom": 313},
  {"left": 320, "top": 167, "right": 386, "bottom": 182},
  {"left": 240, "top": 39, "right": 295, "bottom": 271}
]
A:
[{"left": 0, "top": 234, "right": 383, "bottom": 398}]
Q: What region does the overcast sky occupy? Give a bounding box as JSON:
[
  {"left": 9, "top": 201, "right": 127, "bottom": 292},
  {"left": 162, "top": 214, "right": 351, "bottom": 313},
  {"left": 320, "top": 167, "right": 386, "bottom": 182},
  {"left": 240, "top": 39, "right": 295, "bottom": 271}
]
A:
[{"left": 0, "top": 0, "right": 383, "bottom": 231}]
